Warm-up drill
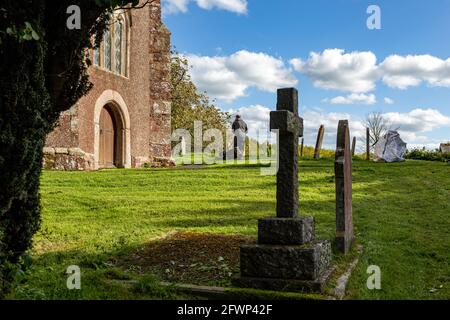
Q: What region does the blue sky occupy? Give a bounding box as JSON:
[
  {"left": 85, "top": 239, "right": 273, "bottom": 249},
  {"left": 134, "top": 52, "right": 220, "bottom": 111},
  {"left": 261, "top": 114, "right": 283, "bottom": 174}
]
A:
[{"left": 162, "top": 0, "right": 450, "bottom": 149}]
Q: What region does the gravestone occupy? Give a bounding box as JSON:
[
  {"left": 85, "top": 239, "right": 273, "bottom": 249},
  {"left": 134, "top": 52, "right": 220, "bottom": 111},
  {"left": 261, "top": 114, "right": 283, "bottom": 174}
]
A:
[
  {"left": 351, "top": 137, "right": 356, "bottom": 156},
  {"left": 335, "top": 120, "right": 354, "bottom": 254},
  {"left": 236, "top": 88, "right": 333, "bottom": 293},
  {"left": 366, "top": 127, "right": 370, "bottom": 161},
  {"left": 314, "top": 125, "right": 325, "bottom": 159},
  {"left": 300, "top": 137, "right": 304, "bottom": 157}
]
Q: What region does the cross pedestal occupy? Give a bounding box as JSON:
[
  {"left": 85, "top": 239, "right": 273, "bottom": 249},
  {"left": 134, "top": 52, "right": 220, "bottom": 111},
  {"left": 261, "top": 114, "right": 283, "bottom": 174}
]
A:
[{"left": 235, "top": 88, "right": 333, "bottom": 293}]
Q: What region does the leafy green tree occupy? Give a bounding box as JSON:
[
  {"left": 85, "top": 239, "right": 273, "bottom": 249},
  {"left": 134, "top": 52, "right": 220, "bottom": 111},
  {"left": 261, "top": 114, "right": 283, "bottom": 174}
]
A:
[
  {"left": 171, "top": 50, "right": 230, "bottom": 149},
  {"left": 0, "top": 0, "right": 153, "bottom": 296}
]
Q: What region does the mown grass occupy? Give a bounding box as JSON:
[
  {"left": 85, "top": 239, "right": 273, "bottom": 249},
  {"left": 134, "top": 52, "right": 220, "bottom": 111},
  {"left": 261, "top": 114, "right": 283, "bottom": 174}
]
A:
[{"left": 6, "top": 159, "right": 450, "bottom": 300}]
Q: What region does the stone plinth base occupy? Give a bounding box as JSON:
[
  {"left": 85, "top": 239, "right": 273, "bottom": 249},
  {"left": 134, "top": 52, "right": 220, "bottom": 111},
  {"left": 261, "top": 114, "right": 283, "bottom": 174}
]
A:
[
  {"left": 237, "top": 212, "right": 333, "bottom": 293},
  {"left": 240, "top": 241, "right": 331, "bottom": 281},
  {"left": 258, "top": 217, "right": 314, "bottom": 245},
  {"left": 235, "top": 267, "right": 334, "bottom": 293}
]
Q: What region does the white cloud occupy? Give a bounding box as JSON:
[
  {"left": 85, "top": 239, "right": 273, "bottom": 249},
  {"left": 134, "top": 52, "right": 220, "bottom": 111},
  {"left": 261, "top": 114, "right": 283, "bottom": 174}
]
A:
[
  {"left": 384, "top": 97, "right": 394, "bottom": 105},
  {"left": 380, "top": 54, "right": 450, "bottom": 89},
  {"left": 196, "top": 0, "right": 247, "bottom": 13},
  {"left": 302, "top": 109, "right": 366, "bottom": 150},
  {"left": 227, "top": 106, "right": 450, "bottom": 151},
  {"left": 384, "top": 108, "right": 450, "bottom": 132},
  {"left": 325, "top": 93, "right": 377, "bottom": 105},
  {"left": 163, "top": 0, "right": 190, "bottom": 13},
  {"left": 187, "top": 50, "right": 298, "bottom": 102},
  {"left": 290, "top": 49, "right": 379, "bottom": 93},
  {"left": 162, "top": 0, "right": 247, "bottom": 14},
  {"left": 292, "top": 49, "right": 450, "bottom": 93},
  {"left": 301, "top": 108, "right": 450, "bottom": 150}
]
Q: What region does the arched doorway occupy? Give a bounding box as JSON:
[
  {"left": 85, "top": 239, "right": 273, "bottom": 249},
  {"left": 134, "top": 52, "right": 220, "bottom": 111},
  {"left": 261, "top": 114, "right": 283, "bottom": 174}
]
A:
[
  {"left": 99, "top": 104, "right": 125, "bottom": 168},
  {"left": 94, "top": 90, "right": 131, "bottom": 170}
]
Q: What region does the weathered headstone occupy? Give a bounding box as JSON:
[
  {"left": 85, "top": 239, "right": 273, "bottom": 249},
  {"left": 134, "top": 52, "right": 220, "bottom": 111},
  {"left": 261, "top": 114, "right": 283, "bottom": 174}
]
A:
[
  {"left": 351, "top": 136, "right": 356, "bottom": 156},
  {"left": 314, "top": 125, "right": 325, "bottom": 159},
  {"left": 366, "top": 127, "right": 370, "bottom": 161},
  {"left": 335, "top": 120, "right": 354, "bottom": 254},
  {"left": 300, "top": 137, "right": 304, "bottom": 157},
  {"left": 236, "top": 88, "right": 333, "bottom": 293}
]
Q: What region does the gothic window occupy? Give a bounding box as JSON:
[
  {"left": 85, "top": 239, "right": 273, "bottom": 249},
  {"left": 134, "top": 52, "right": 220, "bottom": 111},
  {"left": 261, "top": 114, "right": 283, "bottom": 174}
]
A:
[
  {"left": 103, "top": 27, "right": 111, "bottom": 71},
  {"left": 114, "top": 19, "right": 123, "bottom": 74},
  {"left": 93, "top": 12, "right": 129, "bottom": 76},
  {"left": 93, "top": 35, "right": 100, "bottom": 66}
]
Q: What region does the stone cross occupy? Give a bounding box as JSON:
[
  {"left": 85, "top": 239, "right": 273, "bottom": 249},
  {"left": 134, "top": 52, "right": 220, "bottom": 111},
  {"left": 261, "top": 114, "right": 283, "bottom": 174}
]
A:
[
  {"left": 314, "top": 125, "right": 325, "bottom": 159},
  {"left": 335, "top": 120, "right": 354, "bottom": 254},
  {"left": 270, "top": 88, "right": 304, "bottom": 218},
  {"left": 237, "top": 88, "right": 332, "bottom": 294}
]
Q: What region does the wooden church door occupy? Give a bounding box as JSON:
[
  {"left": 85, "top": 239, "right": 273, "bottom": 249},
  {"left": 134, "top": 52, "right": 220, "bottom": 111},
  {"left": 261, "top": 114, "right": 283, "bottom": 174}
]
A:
[{"left": 99, "top": 107, "right": 116, "bottom": 168}]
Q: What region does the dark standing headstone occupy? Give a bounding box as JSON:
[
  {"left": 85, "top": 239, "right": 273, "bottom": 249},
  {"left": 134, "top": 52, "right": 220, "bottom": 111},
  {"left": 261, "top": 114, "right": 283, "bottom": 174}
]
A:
[
  {"left": 314, "top": 125, "right": 325, "bottom": 159},
  {"left": 351, "top": 136, "right": 356, "bottom": 156},
  {"left": 271, "top": 88, "right": 302, "bottom": 218},
  {"left": 236, "top": 88, "right": 333, "bottom": 293},
  {"left": 300, "top": 137, "right": 304, "bottom": 158},
  {"left": 335, "top": 120, "right": 354, "bottom": 254},
  {"left": 366, "top": 127, "right": 370, "bottom": 161}
]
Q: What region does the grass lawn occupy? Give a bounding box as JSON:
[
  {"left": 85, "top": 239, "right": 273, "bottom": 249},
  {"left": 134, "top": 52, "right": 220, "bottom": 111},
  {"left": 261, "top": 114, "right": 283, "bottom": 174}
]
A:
[{"left": 6, "top": 159, "right": 450, "bottom": 300}]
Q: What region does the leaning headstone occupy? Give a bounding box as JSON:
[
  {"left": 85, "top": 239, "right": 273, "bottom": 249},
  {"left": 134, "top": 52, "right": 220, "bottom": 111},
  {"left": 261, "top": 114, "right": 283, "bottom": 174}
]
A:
[
  {"left": 314, "top": 125, "right": 325, "bottom": 159},
  {"left": 351, "top": 137, "right": 356, "bottom": 156},
  {"left": 236, "top": 88, "right": 333, "bottom": 293},
  {"left": 335, "top": 120, "right": 354, "bottom": 254}
]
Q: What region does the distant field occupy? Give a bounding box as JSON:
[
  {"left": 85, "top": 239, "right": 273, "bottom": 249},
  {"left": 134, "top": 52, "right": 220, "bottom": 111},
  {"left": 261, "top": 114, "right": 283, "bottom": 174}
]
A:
[{"left": 7, "top": 159, "right": 450, "bottom": 300}]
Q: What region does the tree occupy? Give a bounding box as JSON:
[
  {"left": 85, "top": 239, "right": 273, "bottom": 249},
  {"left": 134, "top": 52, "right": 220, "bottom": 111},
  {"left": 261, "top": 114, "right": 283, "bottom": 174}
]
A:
[
  {"left": 171, "top": 50, "right": 230, "bottom": 149},
  {"left": 0, "top": 0, "right": 154, "bottom": 296},
  {"left": 364, "top": 111, "right": 390, "bottom": 151}
]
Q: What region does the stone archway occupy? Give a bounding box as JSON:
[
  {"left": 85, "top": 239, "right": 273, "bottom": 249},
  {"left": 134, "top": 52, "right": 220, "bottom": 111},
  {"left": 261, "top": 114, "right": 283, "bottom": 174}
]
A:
[{"left": 94, "top": 90, "right": 131, "bottom": 170}]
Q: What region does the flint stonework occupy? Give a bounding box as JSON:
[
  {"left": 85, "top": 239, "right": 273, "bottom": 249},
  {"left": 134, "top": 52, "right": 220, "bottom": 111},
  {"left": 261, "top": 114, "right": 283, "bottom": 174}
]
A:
[{"left": 335, "top": 120, "right": 354, "bottom": 254}]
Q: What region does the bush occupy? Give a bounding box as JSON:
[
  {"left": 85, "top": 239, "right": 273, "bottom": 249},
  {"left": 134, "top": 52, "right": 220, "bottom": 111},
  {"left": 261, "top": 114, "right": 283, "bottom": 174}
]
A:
[
  {"left": 300, "top": 146, "right": 335, "bottom": 159},
  {"left": 405, "top": 149, "right": 450, "bottom": 162}
]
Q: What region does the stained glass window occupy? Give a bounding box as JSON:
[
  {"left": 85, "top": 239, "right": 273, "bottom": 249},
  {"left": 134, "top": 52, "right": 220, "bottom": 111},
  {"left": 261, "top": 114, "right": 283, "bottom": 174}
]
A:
[
  {"left": 93, "top": 41, "right": 100, "bottom": 66},
  {"left": 114, "top": 19, "right": 122, "bottom": 74},
  {"left": 103, "top": 27, "right": 111, "bottom": 71}
]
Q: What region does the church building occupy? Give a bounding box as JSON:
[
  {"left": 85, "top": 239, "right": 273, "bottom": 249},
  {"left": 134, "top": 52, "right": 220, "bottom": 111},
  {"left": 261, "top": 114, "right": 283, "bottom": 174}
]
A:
[{"left": 44, "top": 0, "right": 173, "bottom": 170}]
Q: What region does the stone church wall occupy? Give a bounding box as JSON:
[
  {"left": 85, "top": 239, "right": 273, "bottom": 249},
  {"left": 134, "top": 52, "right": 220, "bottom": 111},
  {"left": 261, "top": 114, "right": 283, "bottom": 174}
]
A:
[{"left": 44, "top": 0, "right": 173, "bottom": 171}]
